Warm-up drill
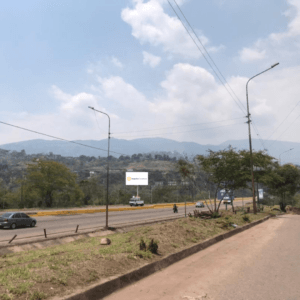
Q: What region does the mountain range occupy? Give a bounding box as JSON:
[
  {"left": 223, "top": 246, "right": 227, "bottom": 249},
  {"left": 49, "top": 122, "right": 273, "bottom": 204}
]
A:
[{"left": 0, "top": 138, "right": 299, "bottom": 165}]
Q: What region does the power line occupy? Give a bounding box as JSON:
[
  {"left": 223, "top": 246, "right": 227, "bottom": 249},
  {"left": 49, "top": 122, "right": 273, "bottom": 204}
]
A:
[
  {"left": 251, "top": 122, "right": 267, "bottom": 150},
  {"left": 113, "top": 121, "right": 245, "bottom": 138},
  {"left": 269, "top": 114, "right": 300, "bottom": 148},
  {"left": 170, "top": 0, "right": 268, "bottom": 151},
  {"left": 167, "top": 0, "right": 247, "bottom": 116},
  {"left": 266, "top": 100, "right": 300, "bottom": 142},
  {"left": 0, "top": 121, "right": 126, "bottom": 156},
  {"left": 172, "top": 0, "right": 247, "bottom": 114},
  {"left": 112, "top": 117, "right": 245, "bottom": 135}
]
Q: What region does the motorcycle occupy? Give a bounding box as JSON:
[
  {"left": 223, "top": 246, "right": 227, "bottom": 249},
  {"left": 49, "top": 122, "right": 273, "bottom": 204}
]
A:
[{"left": 173, "top": 204, "right": 178, "bottom": 213}]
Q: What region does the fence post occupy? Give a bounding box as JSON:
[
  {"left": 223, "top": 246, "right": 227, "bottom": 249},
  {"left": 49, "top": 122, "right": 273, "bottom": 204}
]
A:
[
  {"left": 9, "top": 235, "right": 17, "bottom": 244},
  {"left": 44, "top": 229, "right": 47, "bottom": 238},
  {"left": 75, "top": 225, "right": 79, "bottom": 233}
]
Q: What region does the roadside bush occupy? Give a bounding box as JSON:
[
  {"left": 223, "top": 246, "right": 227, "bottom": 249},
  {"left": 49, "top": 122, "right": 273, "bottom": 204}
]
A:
[
  {"left": 139, "top": 238, "right": 158, "bottom": 254},
  {"left": 148, "top": 239, "right": 158, "bottom": 254},
  {"left": 139, "top": 238, "right": 146, "bottom": 251},
  {"left": 211, "top": 212, "right": 221, "bottom": 218},
  {"left": 242, "top": 215, "right": 250, "bottom": 222}
]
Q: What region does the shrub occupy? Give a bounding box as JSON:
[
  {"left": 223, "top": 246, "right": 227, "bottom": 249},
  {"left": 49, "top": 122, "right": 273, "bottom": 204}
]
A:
[
  {"left": 211, "top": 212, "right": 221, "bottom": 218},
  {"left": 242, "top": 215, "right": 250, "bottom": 222},
  {"left": 139, "top": 238, "right": 146, "bottom": 251},
  {"left": 139, "top": 238, "right": 158, "bottom": 254},
  {"left": 148, "top": 239, "right": 158, "bottom": 254},
  {"left": 29, "top": 291, "right": 46, "bottom": 300}
]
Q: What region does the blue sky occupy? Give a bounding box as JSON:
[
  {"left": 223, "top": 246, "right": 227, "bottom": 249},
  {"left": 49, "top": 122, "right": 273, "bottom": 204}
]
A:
[{"left": 1, "top": 0, "right": 300, "bottom": 159}]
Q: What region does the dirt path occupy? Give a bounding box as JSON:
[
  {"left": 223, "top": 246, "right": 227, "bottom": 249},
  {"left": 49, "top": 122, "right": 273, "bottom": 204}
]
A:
[{"left": 104, "top": 214, "right": 300, "bottom": 300}]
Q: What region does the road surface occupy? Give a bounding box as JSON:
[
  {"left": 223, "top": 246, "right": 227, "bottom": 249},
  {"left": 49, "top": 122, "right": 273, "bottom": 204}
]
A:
[
  {"left": 0, "top": 202, "right": 245, "bottom": 243},
  {"left": 104, "top": 214, "right": 300, "bottom": 300}
]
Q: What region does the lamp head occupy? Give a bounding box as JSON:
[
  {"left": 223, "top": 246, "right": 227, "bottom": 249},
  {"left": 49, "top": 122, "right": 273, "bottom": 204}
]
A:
[
  {"left": 271, "top": 62, "right": 279, "bottom": 68},
  {"left": 88, "top": 106, "right": 94, "bottom": 110}
]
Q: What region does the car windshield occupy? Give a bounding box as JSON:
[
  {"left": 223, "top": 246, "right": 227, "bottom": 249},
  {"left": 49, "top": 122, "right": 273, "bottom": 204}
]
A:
[{"left": 0, "top": 213, "right": 13, "bottom": 218}]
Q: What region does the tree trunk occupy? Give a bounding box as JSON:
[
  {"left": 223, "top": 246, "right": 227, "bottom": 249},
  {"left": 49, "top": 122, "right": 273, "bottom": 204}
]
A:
[{"left": 44, "top": 191, "right": 53, "bottom": 207}]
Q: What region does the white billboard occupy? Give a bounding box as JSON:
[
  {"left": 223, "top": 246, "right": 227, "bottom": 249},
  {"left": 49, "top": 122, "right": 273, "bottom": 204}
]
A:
[
  {"left": 258, "top": 189, "right": 264, "bottom": 200},
  {"left": 126, "top": 172, "right": 148, "bottom": 185}
]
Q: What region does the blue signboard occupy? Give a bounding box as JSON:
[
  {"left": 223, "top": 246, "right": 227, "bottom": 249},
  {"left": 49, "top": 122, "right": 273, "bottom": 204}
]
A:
[{"left": 217, "top": 189, "right": 234, "bottom": 200}]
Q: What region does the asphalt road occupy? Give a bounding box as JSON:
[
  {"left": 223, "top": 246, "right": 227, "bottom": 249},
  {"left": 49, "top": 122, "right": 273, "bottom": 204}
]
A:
[
  {"left": 105, "top": 214, "right": 300, "bottom": 300},
  {"left": 0, "top": 201, "right": 245, "bottom": 243}
]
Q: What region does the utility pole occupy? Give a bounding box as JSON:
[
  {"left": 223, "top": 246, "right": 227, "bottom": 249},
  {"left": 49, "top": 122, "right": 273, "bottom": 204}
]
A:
[
  {"left": 246, "top": 62, "right": 279, "bottom": 214},
  {"left": 88, "top": 106, "right": 110, "bottom": 229}
]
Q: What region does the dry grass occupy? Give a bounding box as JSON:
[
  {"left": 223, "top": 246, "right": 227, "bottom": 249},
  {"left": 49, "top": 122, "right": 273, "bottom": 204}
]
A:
[{"left": 0, "top": 208, "right": 280, "bottom": 300}]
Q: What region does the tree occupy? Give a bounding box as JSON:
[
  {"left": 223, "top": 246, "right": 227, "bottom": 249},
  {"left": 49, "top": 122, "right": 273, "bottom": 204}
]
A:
[
  {"left": 265, "top": 164, "right": 300, "bottom": 211},
  {"left": 25, "top": 160, "right": 83, "bottom": 207},
  {"left": 197, "top": 148, "right": 249, "bottom": 213}
]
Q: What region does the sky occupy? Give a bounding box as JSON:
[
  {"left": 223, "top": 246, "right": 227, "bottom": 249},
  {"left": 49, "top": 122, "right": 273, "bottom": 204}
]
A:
[{"left": 1, "top": 0, "right": 300, "bottom": 157}]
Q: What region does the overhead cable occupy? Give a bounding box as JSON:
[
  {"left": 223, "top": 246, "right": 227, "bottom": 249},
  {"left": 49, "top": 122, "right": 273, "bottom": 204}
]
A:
[
  {"left": 0, "top": 121, "right": 126, "bottom": 156},
  {"left": 112, "top": 121, "right": 245, "bottom": 139},
  {"left": 170, "top": 0, "right": 267, "bottom": 150},
  {"left": 112, "top": 117, "right": 245, "bottom": 135},
  {"left": 269, "top": 114, "right": 300, "bottom": 148},
  {"left": 172, "top": 0, "right": 247, "bottom": 114},
  {"left": 266, "top": 101, "right": 300, "bottom": 142},
  {"left": 167, "top": 0, "right": 247, "bottom": 116}
]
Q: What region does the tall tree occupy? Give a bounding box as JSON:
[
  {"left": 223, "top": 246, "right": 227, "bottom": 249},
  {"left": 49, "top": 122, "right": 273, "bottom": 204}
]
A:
[
  {"left": 197, "top": 148, "right": 249, "bottom": 213},
  {"left": 265, "top": 164, "right": 300, "bottom": 211},
  {"left": 26, "top": 160, "right": 83, "bottom": 207}
]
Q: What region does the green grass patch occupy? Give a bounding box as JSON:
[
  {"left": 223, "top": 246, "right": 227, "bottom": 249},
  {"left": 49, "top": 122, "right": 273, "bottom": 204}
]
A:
[{"left": 0, "top": 209, "right": 280, "bottom": 300}]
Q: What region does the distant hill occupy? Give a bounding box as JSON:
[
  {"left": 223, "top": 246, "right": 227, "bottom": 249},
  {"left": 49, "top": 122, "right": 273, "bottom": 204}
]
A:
[{"left": 0, "top": 138, "right": 299, "bottom": 165}]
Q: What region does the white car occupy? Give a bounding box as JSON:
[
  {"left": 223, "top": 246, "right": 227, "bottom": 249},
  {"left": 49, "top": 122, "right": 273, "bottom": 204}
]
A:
[
  {"left": 129, "top": 196, "right": 144, "bottom": 206},
  {"left": 195, "top": 202, "right": 205, "bottom": 208},
  {"left": 223, "top": 197, "right": 232, "bottom": 204}
]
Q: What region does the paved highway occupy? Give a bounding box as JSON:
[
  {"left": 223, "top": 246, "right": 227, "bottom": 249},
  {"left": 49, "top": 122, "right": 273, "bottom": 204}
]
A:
[{"left": 0, "top": 201, "right": 246, "bottom": 244}]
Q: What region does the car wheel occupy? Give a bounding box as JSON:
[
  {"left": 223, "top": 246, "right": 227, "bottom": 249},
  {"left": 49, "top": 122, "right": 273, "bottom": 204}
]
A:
[
  {"left": 10, "top": 223, "right": 17, "bottom": 229},
  {"left": 30, "top": 221, "right": 36, "bottom": 227}
]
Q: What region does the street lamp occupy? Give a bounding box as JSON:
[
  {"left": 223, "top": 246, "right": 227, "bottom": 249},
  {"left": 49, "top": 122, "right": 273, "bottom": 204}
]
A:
[
  {"left": 246, "top": 62, "right": 279, "bottom": 214},
  {"left": 88, "top": 106, "right": 111, "bottom": 229},
  {"left": 279, "top": 148, "right": 293, "bottom": 165}
]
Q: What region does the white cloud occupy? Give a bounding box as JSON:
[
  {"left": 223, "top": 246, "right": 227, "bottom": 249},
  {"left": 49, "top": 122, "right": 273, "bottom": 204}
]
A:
[
  {"left": 121, "top": 0, "right": 220, "bottom": 59},
  {"left": 239, "top": 48, "right": 266, "bottom": 62},
  {"left": 238, "top": 0, "right": 300, "bottom": 64},
  {"left": 142, "top": 51, "right": 161, "bottom": 67},
  {"left": 4, "top": 62, "right": 300, "bottom": 147},
  {"left": 111, "top": 56, "right": 123, "bottom": 68}
]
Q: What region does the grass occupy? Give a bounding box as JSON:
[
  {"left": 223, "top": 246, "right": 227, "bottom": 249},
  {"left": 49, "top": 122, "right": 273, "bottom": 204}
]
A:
[{"left": 0, "top": 207, "right": 281, "bottom": 300}]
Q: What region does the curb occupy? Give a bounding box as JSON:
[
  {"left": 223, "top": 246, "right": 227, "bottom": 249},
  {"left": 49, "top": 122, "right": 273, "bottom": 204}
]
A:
[
  {"left": 26, "top": 203, "right": 196, "bottom": 217},
  {"left": 58, "top": 214, "right": 275, "bottom": 300}
]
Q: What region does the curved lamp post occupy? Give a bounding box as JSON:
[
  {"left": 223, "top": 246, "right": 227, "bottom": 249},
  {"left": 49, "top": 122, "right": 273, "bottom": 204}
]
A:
[
  {"left": 279, "top": 148, "right": 293, "bottom": 165},
  {"left": 88, "top": 106, "right": 110, "bottom": 229},
  {"left": 246, "top": 62, "right": 279, "bottom": 214}
]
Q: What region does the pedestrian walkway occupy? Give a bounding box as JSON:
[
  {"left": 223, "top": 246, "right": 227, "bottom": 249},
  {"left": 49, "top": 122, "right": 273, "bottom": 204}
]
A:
[{"left": 104, "top": 214, "right": 300, "bottom": 300}]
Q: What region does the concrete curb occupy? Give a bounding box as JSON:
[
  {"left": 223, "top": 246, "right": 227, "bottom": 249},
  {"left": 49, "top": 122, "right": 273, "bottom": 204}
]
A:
[{"left": 59, "top": 214, "right": 275, "bottom": 300}]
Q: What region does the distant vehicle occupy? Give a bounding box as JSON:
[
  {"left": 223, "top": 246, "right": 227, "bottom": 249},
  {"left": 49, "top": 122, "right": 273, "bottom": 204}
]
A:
[
  {"left": 129, "top": 196, "right": 144, "bottom": 206},
  {"left": 0, "top": 212, "right": 37, "bottom": 229},
  {"left": 222, "top": 196, "right": 232, "bottom": 204},
  {"left": 195, "top": 202, "right": 205, "bottom": 208}
]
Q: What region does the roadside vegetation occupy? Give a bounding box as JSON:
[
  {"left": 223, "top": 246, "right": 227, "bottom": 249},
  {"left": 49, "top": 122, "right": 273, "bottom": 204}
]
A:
[
  {"left": 177, "top": 147, "right": 300, "bottom": 214},
  {"left": 0, "top": 207, "right": 281, "bottom": 300}
]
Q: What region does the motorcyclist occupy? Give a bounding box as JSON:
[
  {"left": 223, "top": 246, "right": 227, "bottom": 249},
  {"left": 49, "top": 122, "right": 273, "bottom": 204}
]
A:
[{"left": 173, "top": 204, "right": 178, "bottom": 213}]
